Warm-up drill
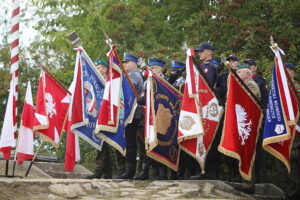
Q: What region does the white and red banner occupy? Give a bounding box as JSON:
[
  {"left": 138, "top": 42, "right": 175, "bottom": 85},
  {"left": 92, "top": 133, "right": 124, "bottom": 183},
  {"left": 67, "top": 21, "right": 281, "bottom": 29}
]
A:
[
  {"left": 17, "top": 82, "right": 34, "bottom": 164},
  {"left": 64, "top": 82, "right": 80, "bottom": 172},
  {"left": 218, "top": 73, "right": 263, "bottom": 181},
  {"left": 144, "top": 70, "right": 156, "bottom": 150},
  {"left": 0, "top": 0, "right": 20, "bottom": 160},
  {"left": 33, "top": 68, "right": 70, "bottom": 148},
  {"left": 97, "top": 46, "right": 122, "bottom": 133},
  {"left": 178, "top": 48, "right": 223, "bottom": 173}
]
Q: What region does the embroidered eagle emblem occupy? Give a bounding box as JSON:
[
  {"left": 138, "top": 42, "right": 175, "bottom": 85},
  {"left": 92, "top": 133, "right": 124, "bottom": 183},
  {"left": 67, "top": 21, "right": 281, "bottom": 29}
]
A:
[
  {"left": 235, "top": 104, "right": 252, "bottom": 145},
  {"left": 45, "top": 93, "right": 57, "bottom": 118}
]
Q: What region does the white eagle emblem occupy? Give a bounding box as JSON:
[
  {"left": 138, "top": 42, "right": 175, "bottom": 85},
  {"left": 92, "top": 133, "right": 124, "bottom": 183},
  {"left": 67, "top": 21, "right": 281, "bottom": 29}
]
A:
[
  {"left": 45, "top": 93, "right": 57, "bottom": 118},
  {"left": 235, "top": 104, "right": 252, "bottom": 145}
]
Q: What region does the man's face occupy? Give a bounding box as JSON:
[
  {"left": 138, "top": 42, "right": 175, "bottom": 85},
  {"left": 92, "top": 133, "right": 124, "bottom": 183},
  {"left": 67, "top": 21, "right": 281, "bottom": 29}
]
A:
[
  {"left": 96, "top": 64, "right": 108, "bottom": 78},
  {"left": 151, "top": 66, "right": 163, "bottom": 75},
  {"left": 123, "top": 60, "right": 137, "bottom": 72},
  {"left": 237, "top": 68, "right": 251, "bottom": 82},
  {"left": 286, "top": 68, "right": 295, "bottom": 80},
  {"left": 198, "top": 49, "right": 211, "bottom": 61},
  {"left": 250, "top": 65, "right": 257, "bottom": 74},
  {"left": 228, "top": 59, "right": 239, "bottom": 69}
]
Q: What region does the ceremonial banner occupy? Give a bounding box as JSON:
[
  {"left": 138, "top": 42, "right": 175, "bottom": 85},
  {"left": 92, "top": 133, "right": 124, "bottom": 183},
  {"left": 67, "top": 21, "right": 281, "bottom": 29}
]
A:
[
  {"left": 145, "top": 72, "right": 182, "bottom": 171},
  {"left": 97, "top": 46, "right": 122, "bottom": 133},
  {"left": 218, "top": 73, "right": 263, "bottom": 181},
  {"left": 64, "top": 82, "right": 80, "bottom": 172},
  {"left": 70, "top": 47, "right": 104, "bottom": 150},
  {"left": 17, "top": 82, "right": 34, "bottom": 164},
  {"left": 96, "top": 46, "right": 137, "bottom": 156},
  {"left": 0, "top": 0, "right": 20, "bottom": 160},
  {"left": 262, "top": 48, "right": 299, "bottom": 172},
  {"left": 33, "top": 68, "right": 70, "bottom": 148},
  {"left": 178, "top": 48, "right": 223, "bottom": 173}
]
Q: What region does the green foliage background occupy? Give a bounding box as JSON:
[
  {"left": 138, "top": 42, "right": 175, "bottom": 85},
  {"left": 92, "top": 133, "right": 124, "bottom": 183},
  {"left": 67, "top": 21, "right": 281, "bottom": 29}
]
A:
[{"left": 0, "top": 0, "right": 300, "bottom": 170}]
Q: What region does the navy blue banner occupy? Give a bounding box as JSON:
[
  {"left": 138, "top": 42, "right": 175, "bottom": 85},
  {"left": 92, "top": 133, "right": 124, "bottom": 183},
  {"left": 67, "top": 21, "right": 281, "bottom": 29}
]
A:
[
  {"left": 72, "top": 51, "right": 105, "bottom": 150},
  {"left": 263, "top": 66, "right": 287, "bottom": 141},
  {"left": 148, "top": 76, "right": 181, "bottom": 170}
]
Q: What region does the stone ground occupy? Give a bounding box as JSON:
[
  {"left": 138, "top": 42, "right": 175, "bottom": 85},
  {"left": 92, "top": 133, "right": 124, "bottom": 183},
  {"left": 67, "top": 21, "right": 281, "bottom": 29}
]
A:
[{"left": 0, "top": 178, "right": 253, "bottom": 200}]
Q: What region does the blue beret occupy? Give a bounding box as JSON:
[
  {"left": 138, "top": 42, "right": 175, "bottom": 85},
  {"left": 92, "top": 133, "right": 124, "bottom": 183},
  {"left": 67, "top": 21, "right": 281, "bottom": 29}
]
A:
[
  {"left": 170, "top": 60, "right": 185, "bottom": 70},
  {"left": 285, "top": 63, "right": 295, "bottom": 71},
  {"left": 148, "top": 57, "right": 165, "bottom": 67},
  {"left": 226, "top": 55, "right": 239, "bottom": 62},
  {"left": 195, "top": 42, "right": 213, "bottom": 52},
  {"left": 94, "top": 59, "right": 109, "bottom": 67},
  {"left": 122, "top": 52, "right": 139, "bottom": 63},
  {"left": 244, "top": 58, "right": 256, "bottom": 66}
]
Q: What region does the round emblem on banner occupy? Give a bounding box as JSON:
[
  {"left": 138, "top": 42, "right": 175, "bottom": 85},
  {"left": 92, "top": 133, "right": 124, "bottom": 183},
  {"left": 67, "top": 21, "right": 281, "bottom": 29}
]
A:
[{"left": 179, "top": 115, "right": 195, "bottom": 131}]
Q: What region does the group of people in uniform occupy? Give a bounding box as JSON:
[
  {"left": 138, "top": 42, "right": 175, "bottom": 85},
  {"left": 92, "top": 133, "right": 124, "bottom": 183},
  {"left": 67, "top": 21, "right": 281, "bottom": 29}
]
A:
[{"left": 86, "top": 42, "right": 300, "bottom": 197}]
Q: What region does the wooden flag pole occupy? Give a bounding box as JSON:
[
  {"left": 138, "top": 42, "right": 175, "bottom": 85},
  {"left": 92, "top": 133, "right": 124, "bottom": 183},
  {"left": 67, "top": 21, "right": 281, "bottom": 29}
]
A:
[
  {"left": 12, "top": 130, "right": 20, "bottom": 177},
  {"left": 24, "top": 140, "right": 44, "bottom": 177}
]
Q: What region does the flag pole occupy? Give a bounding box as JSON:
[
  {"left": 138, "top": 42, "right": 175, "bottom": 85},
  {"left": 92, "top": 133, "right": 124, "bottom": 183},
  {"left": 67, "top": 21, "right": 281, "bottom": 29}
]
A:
[
  {"left": 270, "top": 36, "right": 300, "bottom": 105},
  {"left": 24, "top": 140, "right": 44, "bottom": 177},
  {"left": 12, "top": 130, "right": 20, "bottom": 176},
  {"left": 102, "top": 31, "right": 139, "bottom": 99}
]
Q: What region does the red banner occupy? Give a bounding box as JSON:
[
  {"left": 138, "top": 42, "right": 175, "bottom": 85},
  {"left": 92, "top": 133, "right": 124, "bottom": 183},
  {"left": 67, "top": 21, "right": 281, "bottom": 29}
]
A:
[{"left": 218, "top": 73, "right": 263, "bottom": 181}]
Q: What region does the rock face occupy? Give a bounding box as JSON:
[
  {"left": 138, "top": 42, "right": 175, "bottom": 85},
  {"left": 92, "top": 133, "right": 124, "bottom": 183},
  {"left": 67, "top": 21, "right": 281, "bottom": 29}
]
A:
[{"left": 0, "top": 179, "right": 253, "bottom": 200}]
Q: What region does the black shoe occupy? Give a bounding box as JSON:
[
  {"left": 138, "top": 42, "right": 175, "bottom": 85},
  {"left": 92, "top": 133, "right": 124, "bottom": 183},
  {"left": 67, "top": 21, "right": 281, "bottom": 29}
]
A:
[
  {"left": 189, "top": 173, "right": 206, "bottom": 180},
  {"left": 114, "top": 170, "right": 134, "bottom": 179},
  {"left": 85, "top": 174, "right": 101, "bottom": 179},
  {"left": 133, "top": 171, "right": 149, "bottom": 180},
  {"left": 169, "top": 171, "right": 178, "bottom": 180},
  {"left": 153, "top": 166, "right": 167, "bottom": 180}
]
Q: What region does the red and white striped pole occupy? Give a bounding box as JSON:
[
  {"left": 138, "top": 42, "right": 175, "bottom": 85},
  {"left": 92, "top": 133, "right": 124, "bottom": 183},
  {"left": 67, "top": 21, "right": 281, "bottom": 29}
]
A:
[
  {"left": 0, "top": 0, "right": 19, "bottom": 170},
  {"left": 10, "top": 0, "right": 19, "bottom": 132}
]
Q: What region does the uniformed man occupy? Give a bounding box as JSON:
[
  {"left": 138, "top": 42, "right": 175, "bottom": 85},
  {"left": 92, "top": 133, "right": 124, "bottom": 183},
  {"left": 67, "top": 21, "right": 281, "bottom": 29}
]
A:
[
  {"left": 189, "top": 43, "right": 220, "bottom": 180},
  {"left": 244, "top": 58, "right": 268, "bottom": 108},
  {"left": 87, "top": 59, "right": 112, "bottom": 179},
  {"left": 168, "top": 60, "right": 185, "bottom": 93},
  {"left": 134, "top": 57, "right": 169, "bottom": 180},
  {"left": 215, "top": 54, "right": 239, "bottom": 104},
  {"left": 115, "top": 52, "right": 144, "bottom": 179},
  {"left": 195, "top": 42, "right": 218, "bottom": 87}
]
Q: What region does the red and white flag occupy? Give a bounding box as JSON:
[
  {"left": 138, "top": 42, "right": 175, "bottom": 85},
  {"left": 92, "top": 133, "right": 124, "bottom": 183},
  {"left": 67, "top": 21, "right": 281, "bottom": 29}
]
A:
[
  {"left": 33, "top": 68, "right": 70, "bottom": 148},
  {"left": 144, "top": 70, "right": 156, "bottom": 150},
  {"left": 0, "top": 0, "right": 20, "bottom": 160},
  {"left": 218, "top": 73, "right": 263, "bottom": 181},
  {"left": 17, "top": 82, "right": 34, "bottom": 164},
  {"left": 178, "top": 48, "right": 223, "bottom": 173},
  {"left": 64, "top": 81, "right": 80, "bottom": 172},
  {"left": 97, "top": 46, "right": 122, "bottom": 133}
]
